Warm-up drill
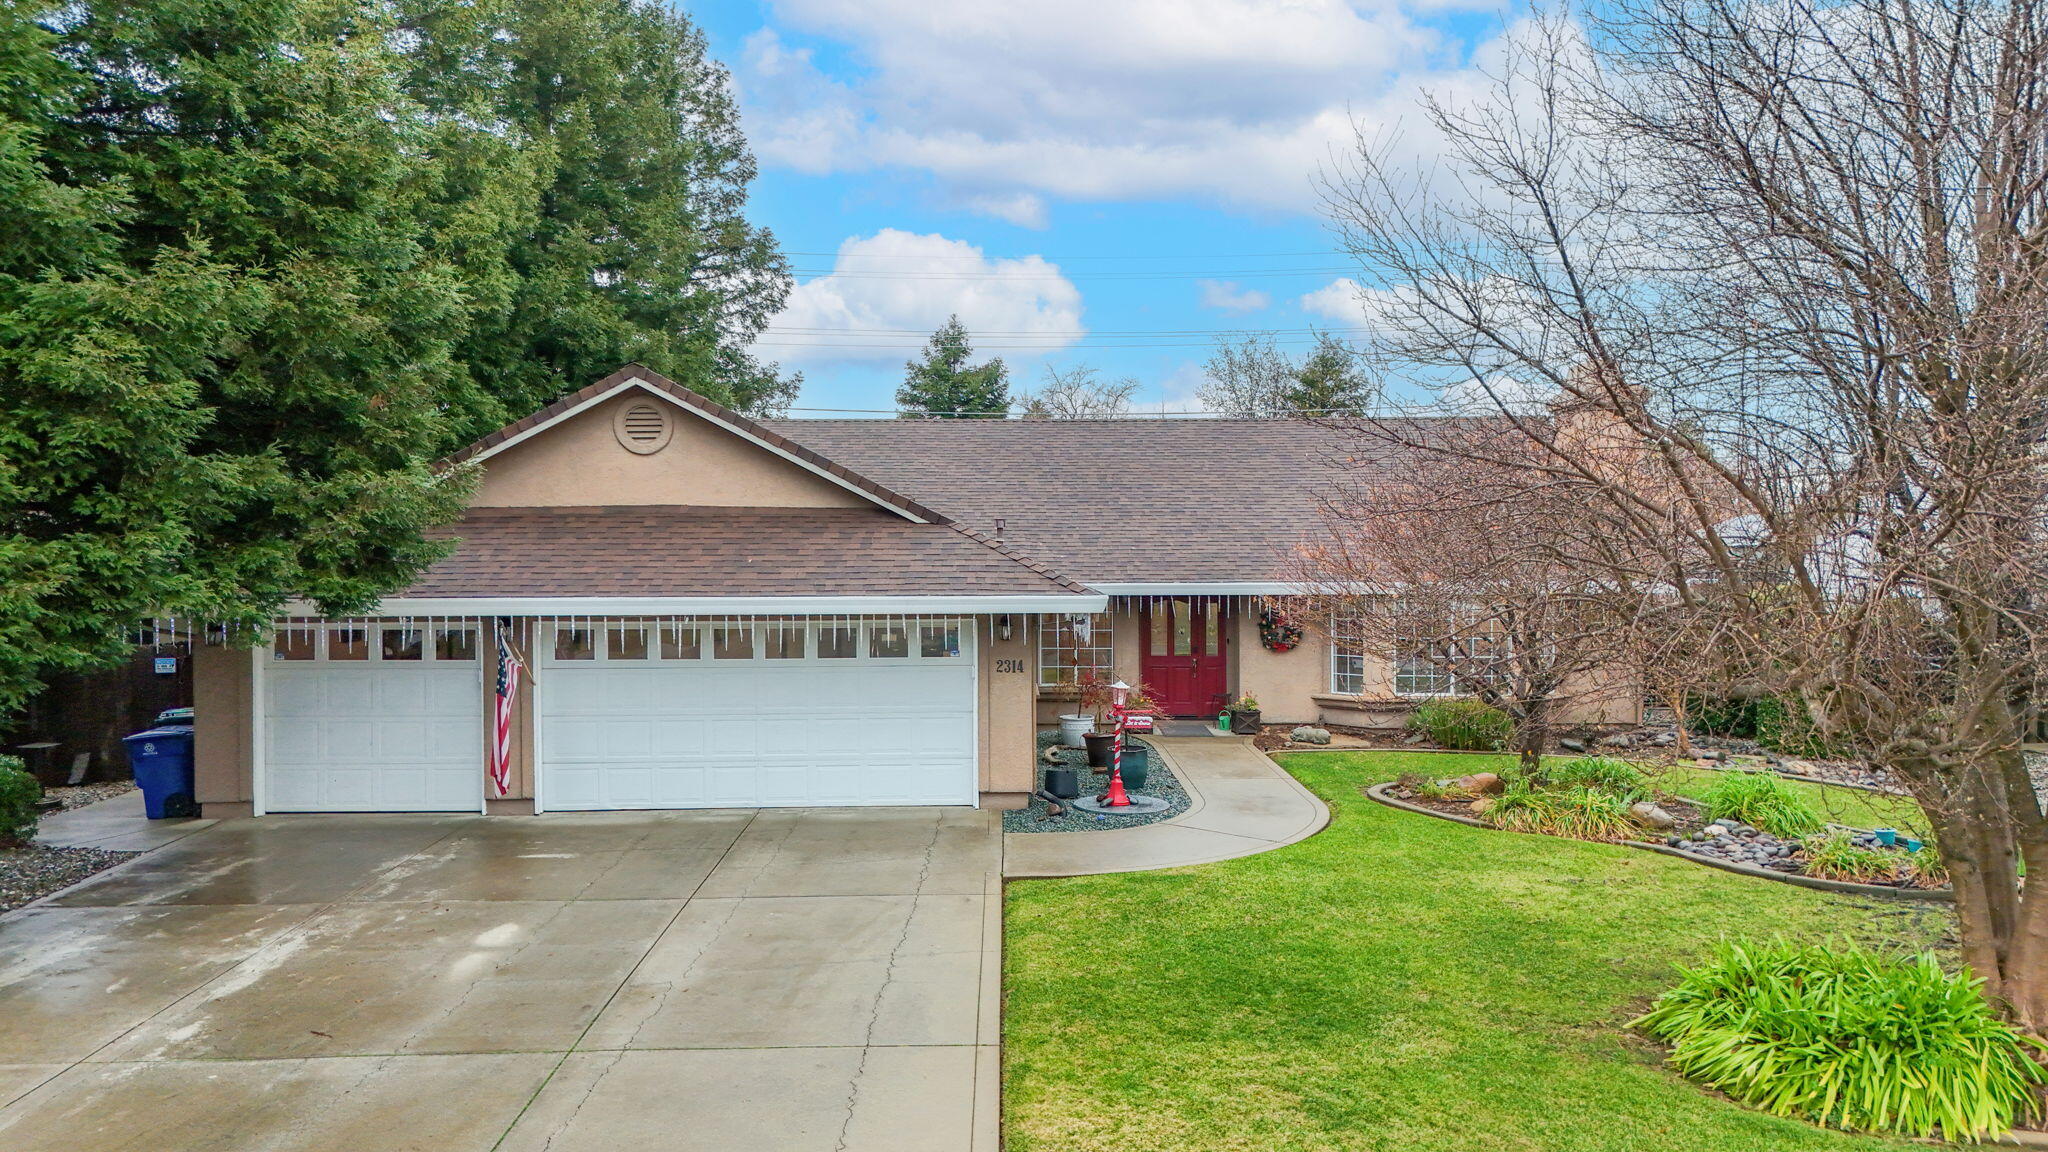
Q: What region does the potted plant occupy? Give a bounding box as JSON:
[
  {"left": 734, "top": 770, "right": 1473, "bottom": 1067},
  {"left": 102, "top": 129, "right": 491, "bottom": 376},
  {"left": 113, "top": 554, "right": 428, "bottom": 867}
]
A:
[
  {"left": 1060, "top": 673, "right": 1110, "bottom": 748},
  {"left": 1227, "top": 694, "right": 1262, "bottom": 736},
  {"left": 1116, "top": 684, "right": 1161, "bottom": 788}
]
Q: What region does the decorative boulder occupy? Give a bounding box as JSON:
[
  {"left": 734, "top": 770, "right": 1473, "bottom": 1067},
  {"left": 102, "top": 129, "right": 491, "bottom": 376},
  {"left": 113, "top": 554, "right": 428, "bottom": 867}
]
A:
[
  {"left": 1468, "top": 796, "right": 1495, "bottom": 816},
  {"left": 1404, "top": 732, "right": 1428, "bottom": 745},
  {"left": 1558, "top": 738, "right": 1588, "bottom": 753},
  {"left": 1042, "top": 745, "right": 1065, "bottom": 765},
  {"left": 1601, "top": 732, "right": 1634, "bottom": 749},
  {"left": 1289, "top": 726, "right": 1333, "bottom": 745},
  {"left": 1703, "top": 823, "right": 1729, "bottom": 837},
  {"left": 1629, "top": 801, "right": 1677, "bottom": 830},
  {"left": 1452, "top": 772, "right": 1505, "bottom": 796}
]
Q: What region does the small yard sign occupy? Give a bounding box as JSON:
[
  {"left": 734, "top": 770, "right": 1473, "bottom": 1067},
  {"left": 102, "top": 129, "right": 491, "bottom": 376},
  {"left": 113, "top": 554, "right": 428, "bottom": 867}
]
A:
[{"left": 152, "top": 656, "right": 178, "bottom": 676}]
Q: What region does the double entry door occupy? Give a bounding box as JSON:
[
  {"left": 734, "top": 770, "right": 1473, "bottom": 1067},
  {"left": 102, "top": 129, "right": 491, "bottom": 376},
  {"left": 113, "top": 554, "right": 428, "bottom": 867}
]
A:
[{"left": 1138, "top": 598, "right": 1229, "bottom": 717}]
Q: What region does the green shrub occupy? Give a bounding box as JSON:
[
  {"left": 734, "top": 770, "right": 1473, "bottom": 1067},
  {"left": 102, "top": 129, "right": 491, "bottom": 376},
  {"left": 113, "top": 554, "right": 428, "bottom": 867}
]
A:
[
  {"left": 0, "top": 756, "right": 41, "bottom": 846},
  {"left": 1684, "top": 693, "right": 1760, "bottom": 738},
  {"left": 1698, "top": 771, "right": 1824, "bottom": 838},
  {"left": 1634, "top": 940, "right": 2044, "bottom": 1140},
  {"left": 1753, "top": 694, "right": 1844, "bottom": 758},
  {"left": 1407, "top": 698, "right": 1512, "bottom": 751},
  {"left": 1484, "top": 779, "right": 1638, "bottom": 842},
  {"left": 1545, "top": 756, "right": 1645, "bottom": 799}
]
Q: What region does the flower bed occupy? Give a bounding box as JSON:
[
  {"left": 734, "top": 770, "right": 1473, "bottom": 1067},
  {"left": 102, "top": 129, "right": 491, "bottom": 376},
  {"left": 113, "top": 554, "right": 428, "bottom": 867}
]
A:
[{"left": 1377, "top": 759, "right": 1947, "bottom": 895}]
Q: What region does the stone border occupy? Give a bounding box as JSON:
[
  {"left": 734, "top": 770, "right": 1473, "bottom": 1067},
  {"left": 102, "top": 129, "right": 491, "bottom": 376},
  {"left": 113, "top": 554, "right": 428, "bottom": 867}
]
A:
[
  {"left": 1363, "top": 782, "right": 1952, "bottom": 902},
  {"left": 1674, "top": 759, "right": 1902, "bottom": 797}
]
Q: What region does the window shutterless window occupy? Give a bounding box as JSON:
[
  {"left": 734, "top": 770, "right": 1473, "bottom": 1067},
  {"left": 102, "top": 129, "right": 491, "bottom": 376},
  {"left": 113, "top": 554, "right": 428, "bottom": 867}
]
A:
[
  {"left": 554, "top": 627, "right": 595, "bottom": 661},
  {"left": 764, "top": 623, "right": 806, "bottom": 659},
  {"left": 608, "top": 625, "right": 650, "bottom": 660},
  {"left": 273, "top": 631, "right": 317, "bottom": 661},
  {"left": 713, "top": 626, "right": 755, "bottom": 660},
  {"left": 328, "top": 627, "right": 370, "bottom": 661},
  {"left": 1038, "top": 612, "right": 1112, "bottom": 687},
  {"left": 868, "top": 623, "right": 909, "bottom": 658},
  {"left": 380, "top": 627, "right": 424, "bottom": 661},
  {"left": 816, "top": 623, "right": 858, "bottom": 658},
  {"left": 660, "top": 625, "right": 701, "bottom": 660},
  {"left": 435, "top": 627, "right": 478, "bottom": 661}
]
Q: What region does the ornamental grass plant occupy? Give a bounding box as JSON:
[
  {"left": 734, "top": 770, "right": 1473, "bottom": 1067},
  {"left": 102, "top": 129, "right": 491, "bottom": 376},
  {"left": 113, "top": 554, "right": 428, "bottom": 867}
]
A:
[
  {"left": 1699, "top": 771, "right": 1825, "bottom": 838},
  {"left": 1634, "top": 940, "right": 2044, "bottom": 1141}
]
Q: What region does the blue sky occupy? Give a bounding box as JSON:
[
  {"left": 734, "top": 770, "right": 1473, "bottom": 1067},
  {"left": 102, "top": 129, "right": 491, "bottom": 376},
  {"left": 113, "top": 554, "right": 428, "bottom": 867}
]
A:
[{"left": 688, "top": 0, "right": 1521, "bottom": 414}]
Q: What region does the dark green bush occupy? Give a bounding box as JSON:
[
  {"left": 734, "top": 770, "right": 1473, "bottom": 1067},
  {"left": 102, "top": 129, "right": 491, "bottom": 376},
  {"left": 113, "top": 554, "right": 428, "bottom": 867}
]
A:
[
  {"left": 1635, "top": 940, "right": 2044, "bottom": 1140},
  {"left": 1684, "top": 693, "right": 1761, "bottom": 738},
  {"left": 1407, "top": 698, "right": 1511, "bottom": 751},
  {"left": 0, "top": 755, "right": 41, "bottom": 846}
]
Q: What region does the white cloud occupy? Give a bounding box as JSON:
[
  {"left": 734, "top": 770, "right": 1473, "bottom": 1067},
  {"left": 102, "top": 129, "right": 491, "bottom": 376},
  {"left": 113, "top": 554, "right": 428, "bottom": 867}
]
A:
[
  {"left": 956, "top": 191, "right": 1050, "bottom": 229},
  {"left": 1197, "top": 280, "right": 1270, "bottom": 315},
  {"left": 1299, "top": 277, "right": 1370, "bottom": 324},
  {"left": 757, "top": 229, "right": 1085, "bottom": 369},
  {"left": 736, "top": 1, "right": 1500, "bottom": 214}
]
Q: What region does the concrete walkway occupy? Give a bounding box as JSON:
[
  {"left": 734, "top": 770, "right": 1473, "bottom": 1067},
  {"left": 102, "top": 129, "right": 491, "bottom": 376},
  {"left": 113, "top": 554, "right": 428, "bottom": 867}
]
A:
[
  {"left": 1003, "top": 737, "right": 1328, "bottom": 878},
  {"left": 1, "top": 805, "right": 1001, "bottom": 1152},
  {"left": 36, "top": 789, "right": 216, "bottom": 852}
]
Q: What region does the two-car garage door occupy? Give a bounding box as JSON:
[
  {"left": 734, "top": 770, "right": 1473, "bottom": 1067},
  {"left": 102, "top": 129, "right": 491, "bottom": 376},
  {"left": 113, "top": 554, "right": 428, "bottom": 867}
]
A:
[
  {"left": 260, "top": 618, "right": 978, "bottom": 812},
  {"left": 538, "top": 619, "right": 977, "bottom": 810}
]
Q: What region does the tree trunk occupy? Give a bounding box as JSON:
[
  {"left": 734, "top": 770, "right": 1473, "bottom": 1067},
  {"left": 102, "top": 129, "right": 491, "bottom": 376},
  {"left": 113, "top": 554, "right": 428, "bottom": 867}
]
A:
[
  {"left": 1667, "top": 691, "right": 1692, "bottom": 757},
  {"left": 1516, "top": 697, "right": 1552, "bottom": 778}
]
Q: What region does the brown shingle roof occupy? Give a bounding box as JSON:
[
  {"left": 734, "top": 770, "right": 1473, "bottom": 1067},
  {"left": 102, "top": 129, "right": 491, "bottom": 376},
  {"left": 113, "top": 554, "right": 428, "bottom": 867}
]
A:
[
  {"left": 763, "top": 418, "right": 1427, "bottom": 584},
  {"left": 399, "top": 506, "right": 1095, "bottom": 599}
]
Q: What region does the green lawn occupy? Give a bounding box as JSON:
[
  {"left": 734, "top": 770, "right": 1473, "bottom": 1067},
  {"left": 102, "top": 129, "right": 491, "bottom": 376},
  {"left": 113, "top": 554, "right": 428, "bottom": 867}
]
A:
[{"left": 1003, "top": 750, "right": 1951, "bottom": 1152}]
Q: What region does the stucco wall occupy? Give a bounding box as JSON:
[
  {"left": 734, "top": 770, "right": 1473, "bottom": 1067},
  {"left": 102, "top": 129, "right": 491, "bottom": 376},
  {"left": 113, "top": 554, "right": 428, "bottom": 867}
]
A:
[
  {"left": 469, "top": 392, "right": 873, "bottom": 510},
  {"left": 978, "top": 620, "right": 1037, "bottom": 806},
  {"left": 193, "top": 642, "right": 253, "bottom": 816},
  {"left": 1233, "top": 614, "right": 1325, "bottom": 725}
]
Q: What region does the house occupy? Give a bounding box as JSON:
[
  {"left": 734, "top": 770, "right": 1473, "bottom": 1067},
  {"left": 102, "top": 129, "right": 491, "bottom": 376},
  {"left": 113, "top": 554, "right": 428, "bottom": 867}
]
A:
[{"left": 187, "top": 365, "right": 1637, "bottom": 817}]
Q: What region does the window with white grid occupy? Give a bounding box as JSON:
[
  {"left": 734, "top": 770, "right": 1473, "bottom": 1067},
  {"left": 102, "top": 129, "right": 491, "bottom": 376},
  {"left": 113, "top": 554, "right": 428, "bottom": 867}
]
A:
[{"left": 1038, "top": 613, "right": 1112, "bottom": 687}]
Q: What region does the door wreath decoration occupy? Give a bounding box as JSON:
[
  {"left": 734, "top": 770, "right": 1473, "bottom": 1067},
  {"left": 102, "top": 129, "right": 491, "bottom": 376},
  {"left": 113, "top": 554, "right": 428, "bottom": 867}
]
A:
[{"left": 1258, "top": 606, "right": 1304, "bottom": 652}]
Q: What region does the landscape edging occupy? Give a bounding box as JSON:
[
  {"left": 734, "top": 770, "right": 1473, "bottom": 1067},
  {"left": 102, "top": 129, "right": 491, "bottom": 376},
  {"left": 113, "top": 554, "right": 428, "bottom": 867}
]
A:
[{"left": 1362, "top": 782, "right": 1951, "bottom": 903}]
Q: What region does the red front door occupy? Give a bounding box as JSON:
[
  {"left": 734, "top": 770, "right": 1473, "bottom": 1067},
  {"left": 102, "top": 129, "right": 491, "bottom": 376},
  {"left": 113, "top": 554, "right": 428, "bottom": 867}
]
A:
[{"left": 1140, "top": 598, "right": 1229, "bottom": 718}]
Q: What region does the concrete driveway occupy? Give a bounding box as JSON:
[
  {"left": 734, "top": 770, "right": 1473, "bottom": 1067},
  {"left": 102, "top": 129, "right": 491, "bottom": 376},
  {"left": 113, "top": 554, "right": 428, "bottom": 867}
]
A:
[{"left": 0, "top": 806, "right": 1001, "bottom": 1151}]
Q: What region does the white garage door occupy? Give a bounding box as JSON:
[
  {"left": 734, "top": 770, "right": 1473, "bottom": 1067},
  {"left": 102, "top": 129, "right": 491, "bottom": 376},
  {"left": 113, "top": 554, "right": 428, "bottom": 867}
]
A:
[
  {"left": 539, "top": 619, "right": 977, "bottom": 810},
  {"left": 263, "top": 622, "right": 485, "bottom": 812}
]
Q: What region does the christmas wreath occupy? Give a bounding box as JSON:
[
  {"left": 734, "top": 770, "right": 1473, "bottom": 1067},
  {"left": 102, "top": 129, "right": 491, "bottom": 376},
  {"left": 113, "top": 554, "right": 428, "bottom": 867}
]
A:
[{"left": 1258, "top": 606, "right": 1304, "bottom": 652}]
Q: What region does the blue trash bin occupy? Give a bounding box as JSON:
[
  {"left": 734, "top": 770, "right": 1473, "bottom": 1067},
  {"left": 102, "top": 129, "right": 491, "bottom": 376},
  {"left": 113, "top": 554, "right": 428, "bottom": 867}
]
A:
[{"left": 122, "top": 724, "right": 196, "bottom": 819}]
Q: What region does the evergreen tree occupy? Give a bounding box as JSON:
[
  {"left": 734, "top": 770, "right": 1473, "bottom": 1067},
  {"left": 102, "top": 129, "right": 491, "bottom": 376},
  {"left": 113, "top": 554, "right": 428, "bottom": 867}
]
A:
[
  {"left": 396, "top": 0, "right": 798, "bottom": 424},
  {"left": 1283, "top": 333, "right": 1373, "bottom": 414},
  {"left": 897, "top": 316, "right": 1010, "bottom": 418}
]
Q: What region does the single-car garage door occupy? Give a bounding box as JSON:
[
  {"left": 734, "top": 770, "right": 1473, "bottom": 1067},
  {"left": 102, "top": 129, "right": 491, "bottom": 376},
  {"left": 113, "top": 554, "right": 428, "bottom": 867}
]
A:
[
  {"left": 264, "top": 622, "right": 485, "bottom": 812},
  {"left": 538, "top": 619, "right": 976, "bottom": 810}
]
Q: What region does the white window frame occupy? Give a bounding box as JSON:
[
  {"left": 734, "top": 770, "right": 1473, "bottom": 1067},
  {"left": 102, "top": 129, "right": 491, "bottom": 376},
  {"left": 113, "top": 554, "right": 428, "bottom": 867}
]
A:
[
  {"left": 538, "top": 618, "right": 974, "bottom": 666},
  {"left": 1038, "top": 612, "right": 1113, "bottom": 688},
  {"left": 270, "top": 620, "right": 482, "bottom": 664}
]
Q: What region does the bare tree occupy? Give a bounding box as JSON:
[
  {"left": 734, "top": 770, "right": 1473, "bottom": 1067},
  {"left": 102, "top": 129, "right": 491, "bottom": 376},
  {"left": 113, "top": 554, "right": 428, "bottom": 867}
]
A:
[
  {"left": 1295, "top": 429, "right": 1643, "bottom": 773},
  {"left": 1016, "top": 364, "right": 1140, "bottom": 419},
  {"left": 1320, "top": 1, "right": 2048, "bottom": 1022}
]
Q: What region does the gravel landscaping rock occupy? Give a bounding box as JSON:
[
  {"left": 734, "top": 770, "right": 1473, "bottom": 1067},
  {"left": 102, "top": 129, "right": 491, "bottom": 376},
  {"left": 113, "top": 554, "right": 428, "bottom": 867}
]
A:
[
  {"left": 41, "top": 780, "right": 136, "bottom": 812},
  {"left": 0, "top": 843, "right": 136, "bottom": 912},
  {"left": 1006, "top": 737, "right": 1189, "bottom": 833}
]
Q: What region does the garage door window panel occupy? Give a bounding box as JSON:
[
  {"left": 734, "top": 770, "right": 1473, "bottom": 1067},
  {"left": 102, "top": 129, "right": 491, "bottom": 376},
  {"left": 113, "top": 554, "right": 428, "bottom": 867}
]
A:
[
  {"left": 555, "top": 628, "right": 595, "bottom": 661},
  {"left": 816, "top": 624, "right": 858, "bottom": 658},
  {"left": 868, "top": 623, "right": 910, "bottom": 658},
  {"left": 329, "top": 627, "right": 370, "bottom": 660},
  {"left": 660, "top": 625, "right": 701, "bottom": 660},
  {"left": 608, "top": 625, "right": 650, "bottom": 660},
  {"left": 435, "top": 627, "right": 478, "bottom": 661},
  {"left": 713, "top": 625, "right": 755, "bottom": 660},
  {"left": 764, "top": 623, "right": 806, "bottom": 659},
  {"left": 381, "top": 627, "right": 424, "bottom": 661}
]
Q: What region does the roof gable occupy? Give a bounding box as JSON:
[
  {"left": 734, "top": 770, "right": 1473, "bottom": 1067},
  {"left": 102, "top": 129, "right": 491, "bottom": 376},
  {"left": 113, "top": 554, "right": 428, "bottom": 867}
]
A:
[{"left": 451, "top": 367, "right": 947, "bottom": 523}]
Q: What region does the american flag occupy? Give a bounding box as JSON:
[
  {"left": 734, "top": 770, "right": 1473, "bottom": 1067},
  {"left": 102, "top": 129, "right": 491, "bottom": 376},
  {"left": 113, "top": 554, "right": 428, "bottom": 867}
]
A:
[{"left": 490, "top": 624, "right": 525, "bottom": 797}]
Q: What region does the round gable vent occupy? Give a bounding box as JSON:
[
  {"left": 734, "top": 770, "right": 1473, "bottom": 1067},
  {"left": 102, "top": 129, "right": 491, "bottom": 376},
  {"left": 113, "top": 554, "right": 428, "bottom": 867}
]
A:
[{"left": 613, "top": 400, "right": 674, "bottom": 454}]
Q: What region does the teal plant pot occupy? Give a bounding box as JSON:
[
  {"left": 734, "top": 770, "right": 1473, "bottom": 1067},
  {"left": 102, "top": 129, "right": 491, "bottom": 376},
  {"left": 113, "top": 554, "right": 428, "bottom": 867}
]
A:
[{"left": 1117, "top": 744, "right": 1151, "bottom": 790}]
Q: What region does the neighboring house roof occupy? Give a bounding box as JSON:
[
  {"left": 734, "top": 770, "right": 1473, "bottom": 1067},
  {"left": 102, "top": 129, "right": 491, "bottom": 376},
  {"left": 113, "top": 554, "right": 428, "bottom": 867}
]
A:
[
  {"left": 764, "top": 417, "right": 1417, "bottom": 586},
  {"left": 368, "top": 506, "right": 1099, "bottom": 613}
]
